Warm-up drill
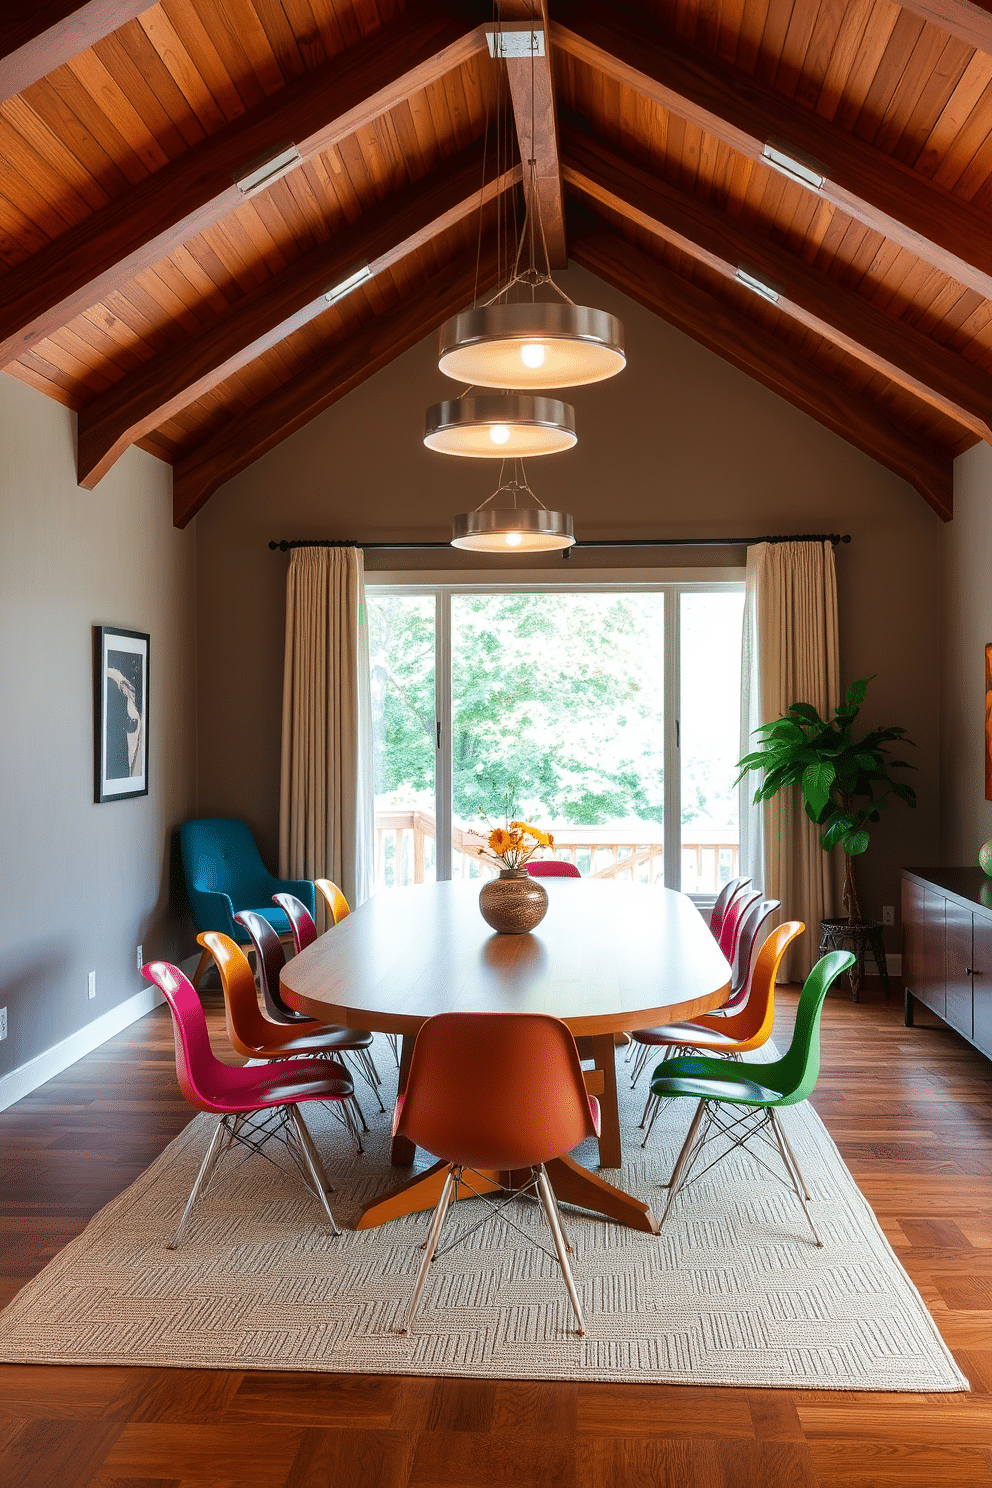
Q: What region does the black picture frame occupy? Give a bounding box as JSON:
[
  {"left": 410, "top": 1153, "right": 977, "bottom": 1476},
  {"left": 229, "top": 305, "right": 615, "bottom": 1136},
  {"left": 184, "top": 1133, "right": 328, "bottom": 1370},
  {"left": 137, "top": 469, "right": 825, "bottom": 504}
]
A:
[{"left": 94, "top": 625, "right": 149, "bottom": 803}]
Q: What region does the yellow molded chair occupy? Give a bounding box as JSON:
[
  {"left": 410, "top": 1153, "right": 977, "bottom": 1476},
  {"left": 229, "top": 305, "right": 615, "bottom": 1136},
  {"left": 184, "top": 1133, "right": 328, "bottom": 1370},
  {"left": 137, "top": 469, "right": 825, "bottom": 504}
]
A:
[
  {"left": 639, "top": 920, "right": 805, "bottom": 1146},
  {"left": 315, "top": 878, "right": 350, "bottom": 926}
]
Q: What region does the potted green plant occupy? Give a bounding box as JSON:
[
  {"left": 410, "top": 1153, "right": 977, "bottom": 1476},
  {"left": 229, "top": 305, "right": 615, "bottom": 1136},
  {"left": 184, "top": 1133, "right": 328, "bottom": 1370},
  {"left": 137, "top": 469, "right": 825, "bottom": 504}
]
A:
[{"left": 735, "top": 678, "right": 916, "bottom": 923}]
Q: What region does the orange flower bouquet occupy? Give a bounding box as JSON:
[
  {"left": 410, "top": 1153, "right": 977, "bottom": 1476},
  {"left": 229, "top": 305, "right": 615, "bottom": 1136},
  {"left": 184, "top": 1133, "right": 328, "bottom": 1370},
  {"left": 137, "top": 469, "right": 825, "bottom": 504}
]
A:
[{"left": 480, "top": 819, "right": 554, "bottom": 873}]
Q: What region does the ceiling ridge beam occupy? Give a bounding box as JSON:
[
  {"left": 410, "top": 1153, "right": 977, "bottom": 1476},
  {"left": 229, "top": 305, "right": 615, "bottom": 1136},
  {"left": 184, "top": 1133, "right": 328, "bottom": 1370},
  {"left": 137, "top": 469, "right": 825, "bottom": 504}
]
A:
[
  {"left": 896, "top": 2, "right": 992, "bottom": 57},
  {"left": 561, "top": 120, "right": 988, "bottom": 445},
  {"left": 566, "top": 210, "right": 952, "bottom": 520},
  {"left": 552, "top": 2, "right": 992, "bottom": 303},
  {"left": 0, "top": 2, "right": 149, "bottom": 102},
  {"left": 496, "top": 2, "right": 566, "bottom": 267},
  {"left": 0, "top": 0, "right": 489, "bottom": 370},
  {"left": 77, "top": 139, "right": 518, "bottom": 489},
  {"left": 172, "top": 243, "right": 499, "bottom": 530}
]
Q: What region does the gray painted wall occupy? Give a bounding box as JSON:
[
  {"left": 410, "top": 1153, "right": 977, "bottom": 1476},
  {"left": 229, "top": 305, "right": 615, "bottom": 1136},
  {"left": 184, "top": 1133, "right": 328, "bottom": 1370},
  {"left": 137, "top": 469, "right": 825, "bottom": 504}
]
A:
[
  {"left": 194, "top": 265, "right": 943, "bottom": 950},
  {"left": 941, "top": 443, "right": 992, "bottom": 868},
  {"left": 0, "top": 377, "right": 198, "bottom": 1075}
]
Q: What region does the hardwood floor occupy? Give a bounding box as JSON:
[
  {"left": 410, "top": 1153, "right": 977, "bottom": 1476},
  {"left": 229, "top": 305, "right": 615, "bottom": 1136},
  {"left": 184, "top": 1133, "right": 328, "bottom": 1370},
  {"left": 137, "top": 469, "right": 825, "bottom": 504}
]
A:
[{"left": 2, "top": 983, "right": 991, "bottom": 1487}]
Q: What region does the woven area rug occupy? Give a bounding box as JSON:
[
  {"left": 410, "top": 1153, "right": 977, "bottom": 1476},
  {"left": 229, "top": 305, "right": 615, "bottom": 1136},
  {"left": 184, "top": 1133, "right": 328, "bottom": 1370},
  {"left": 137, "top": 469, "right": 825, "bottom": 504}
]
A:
[{"left": 0, "top": 1038, "right": 966, "bottom": 1390}]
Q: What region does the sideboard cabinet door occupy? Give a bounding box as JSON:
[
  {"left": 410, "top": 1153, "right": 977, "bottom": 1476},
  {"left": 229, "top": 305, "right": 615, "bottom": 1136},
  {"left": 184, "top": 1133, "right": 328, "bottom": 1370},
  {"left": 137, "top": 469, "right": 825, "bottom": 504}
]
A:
[
  {"left": 902, "top": 878, "right": 924, "bottom": 997},
  {"left": 922, "top": 890, "right": 947, "bottom": 1018},
  {"left": 944, "top": 902, "right": 974, "bottom": 1040},
  {"left": 973, "top": 915, "right": 992, "bottom": 1058}
]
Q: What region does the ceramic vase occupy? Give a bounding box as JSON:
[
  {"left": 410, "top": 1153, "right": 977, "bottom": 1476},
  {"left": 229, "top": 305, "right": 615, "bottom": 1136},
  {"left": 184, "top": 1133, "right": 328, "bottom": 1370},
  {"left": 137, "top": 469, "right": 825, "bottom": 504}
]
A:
[{"left": 479, "top": 869, "right": 548, "bottom": 934}]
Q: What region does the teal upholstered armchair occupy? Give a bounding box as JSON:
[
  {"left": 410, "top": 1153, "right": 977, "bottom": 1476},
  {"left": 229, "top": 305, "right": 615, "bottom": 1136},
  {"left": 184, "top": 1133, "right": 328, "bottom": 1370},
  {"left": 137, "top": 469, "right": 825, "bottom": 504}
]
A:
[{"left": 180, "top": 817, "right": 315, "bottom": 987}]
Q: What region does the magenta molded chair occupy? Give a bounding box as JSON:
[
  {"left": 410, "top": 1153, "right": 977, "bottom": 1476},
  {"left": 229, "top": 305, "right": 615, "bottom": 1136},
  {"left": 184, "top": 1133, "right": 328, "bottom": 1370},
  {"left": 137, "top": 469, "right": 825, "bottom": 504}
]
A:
[
  {"left": 141, "top": 960, "right": 352, "bottom": 1247},
  {"left": 526, "top": 860, "right": 581, "bottom": 878},
  {"left": 272, "top": 891, "right": 318, "bottom": 954},
  {"left": 717, "top": 888, "right": 762, "bottom": 963},
  {"left": 709, "top": 876, "right": 750, "bottom": 936},
  {"left": 394, "top": 1011, "right": 600, "bottom": 1336}
]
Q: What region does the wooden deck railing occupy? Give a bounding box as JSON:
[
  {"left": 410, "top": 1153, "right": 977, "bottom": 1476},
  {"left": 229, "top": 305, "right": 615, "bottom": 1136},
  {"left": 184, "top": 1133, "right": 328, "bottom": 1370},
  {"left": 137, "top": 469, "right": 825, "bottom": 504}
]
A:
[{"left": 374, "top": 810, "right": 738, "bottom": 893}]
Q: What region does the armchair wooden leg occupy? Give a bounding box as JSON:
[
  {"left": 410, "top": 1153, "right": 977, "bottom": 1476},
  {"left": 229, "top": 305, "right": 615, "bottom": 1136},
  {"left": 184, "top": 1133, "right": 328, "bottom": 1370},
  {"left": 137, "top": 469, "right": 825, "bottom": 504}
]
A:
[{"left": 191, "top": 949, "right": 211, "bottom": 990}]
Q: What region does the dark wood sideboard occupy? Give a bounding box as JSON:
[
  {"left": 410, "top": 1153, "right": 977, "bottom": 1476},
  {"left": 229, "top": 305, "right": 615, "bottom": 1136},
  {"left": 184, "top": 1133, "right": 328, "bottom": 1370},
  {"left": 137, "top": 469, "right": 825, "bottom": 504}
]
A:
[{"left": 902, "top": 868, "right": 992, "bottom": 1058}]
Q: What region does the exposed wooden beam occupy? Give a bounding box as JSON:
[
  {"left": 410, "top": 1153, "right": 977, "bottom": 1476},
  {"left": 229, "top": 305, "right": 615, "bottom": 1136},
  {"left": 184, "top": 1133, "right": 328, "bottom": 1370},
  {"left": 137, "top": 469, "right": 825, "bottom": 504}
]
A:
[
  {"left": 0, "top": 1, "right": 488, "bottom": 370},
  {"left": 77, "top": 141, "right": 518, "bottom": 489},
  {"left": 896, "top": 1, "right": 992, "bottom": 56},
  {"left": 567, "top": 211, "right": 952, "bottom": 521},
  {"left": 172, "top": 245, "right": 499, "bottom": 530},
  {"left": 553, "top": 2, "right": 992, "bottom": 303},
  {"left": 0, "top": 1, "right": 149, "bottom": 102},
  {"left": 496, "top": 3, "right": 566, "bottom": 267},
  {"left": 562, "top": 122, "right": 988, "bottom": 446}
]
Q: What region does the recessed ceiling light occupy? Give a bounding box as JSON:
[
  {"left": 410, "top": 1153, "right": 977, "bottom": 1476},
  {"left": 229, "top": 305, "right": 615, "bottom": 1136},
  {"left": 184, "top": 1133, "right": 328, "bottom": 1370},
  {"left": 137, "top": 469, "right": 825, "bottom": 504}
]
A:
[
  {"left": 324, "top": 266, "right": 373, "bottom": 305},
  {"left": 235, "top": 144, "right": 301, "bottom": 196},
  {"left": 736, "top": 267, "right": 780, "bottom": 304},
  {"left": 485, "top": 25, "right": 545, "bottom": 58},
  {"left": 761, "top": 142, "right": 825, "bottom": 191}
]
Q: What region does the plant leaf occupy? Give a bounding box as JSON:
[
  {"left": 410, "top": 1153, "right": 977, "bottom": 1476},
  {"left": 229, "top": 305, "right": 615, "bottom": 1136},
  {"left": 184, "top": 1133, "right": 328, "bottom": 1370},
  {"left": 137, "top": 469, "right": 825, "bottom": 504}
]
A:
[
  {"left": 844, "top": 677, "right": 871, "bottom": 714},
  {"left": 802, "top": 761, "right": 836, "bottom": 816},
  {"left": 788, "top": 702, "right": 823, "bottom": 726},
  {"left": 841, "top": 829, "right": 871, "bottom": 855}
]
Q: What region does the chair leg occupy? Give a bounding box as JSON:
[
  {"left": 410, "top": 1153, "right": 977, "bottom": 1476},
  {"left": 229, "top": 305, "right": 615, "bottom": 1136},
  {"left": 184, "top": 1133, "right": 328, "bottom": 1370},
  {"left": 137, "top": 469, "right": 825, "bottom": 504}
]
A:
[
  {"left": 346, "top": 1050, "right": 386, "bottom": 1112},
  {"left": 658, "top": 1099, "right": 709, "bottom": 1230},
  {"left": 770, "top": 1111, "right": 823, "bottom": 1248},
  {"left": 386, "top": 1032, "right": 400, "bottom": 1068},
  {"left": 629, "top": 1041, "right": 654, "bottom": 1088},
  {"left": 288, "top": 1105, "right": 341, "bottom": 1235},
  {"left": 168, "top": 1115, "right": 228, "bottom": 1249},
  {"left": 400, "top": 1165, "right": 457, "bottom": 1334},
  {"left": 190, "top": 949, "right": 211, "bottom": 991},
  {"left": 536, "top": 1165, "right": 586, "bottom": 1336}
]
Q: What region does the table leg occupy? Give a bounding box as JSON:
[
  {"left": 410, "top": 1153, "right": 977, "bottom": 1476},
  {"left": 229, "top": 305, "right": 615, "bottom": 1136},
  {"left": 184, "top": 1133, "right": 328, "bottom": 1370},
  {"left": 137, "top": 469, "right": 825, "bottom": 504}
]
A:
[
  {"left": 390, "top": 1033, "right": 417, "bottom": 1166},
  {"left": 354, "top": 1156, "right": 660, "bottom": 1235},
  {"left": 590, "top": 1032, "right": 622, "bottom": 1168}
]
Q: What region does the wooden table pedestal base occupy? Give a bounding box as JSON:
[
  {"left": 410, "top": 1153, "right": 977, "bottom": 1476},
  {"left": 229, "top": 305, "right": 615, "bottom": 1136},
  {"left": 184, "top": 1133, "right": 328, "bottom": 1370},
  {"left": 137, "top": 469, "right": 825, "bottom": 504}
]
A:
[{"left": 354, "top": 1154, "right": 661, "bottom": 1235}]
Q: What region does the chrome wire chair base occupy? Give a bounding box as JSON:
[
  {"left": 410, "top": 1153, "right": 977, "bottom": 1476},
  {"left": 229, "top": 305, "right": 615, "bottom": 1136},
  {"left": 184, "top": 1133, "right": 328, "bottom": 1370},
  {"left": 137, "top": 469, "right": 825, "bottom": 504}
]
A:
[
  {"left": 168, "top": 1104, "right": 341, "bottom": 1249},
  {"left": 399, "top": 1164, "right": 586, "bottom": 1337},
  {"left": 344, "top": 1046, "right": 387, "bottom": 1113},
  {"left": 386, "top": 1032, "right": 400, "bottom": 1067},
  {"left": 659, "top": 1099, "right": 824, "bottom": 1247},
  {"left": 640, "top": 1047, "right": 742, "bottom": 1146}
]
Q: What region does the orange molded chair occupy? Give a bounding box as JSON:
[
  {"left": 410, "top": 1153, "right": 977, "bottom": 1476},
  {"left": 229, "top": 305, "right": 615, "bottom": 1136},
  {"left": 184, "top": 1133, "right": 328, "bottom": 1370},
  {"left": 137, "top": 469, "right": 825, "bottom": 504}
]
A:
[
  {"left": 639, "top": 920, "right": 805, "bottom": 1145},
  {"left": 197, "top": 931, "right": 374, "bottom": 1146},
  {"left": 315, "top": 878, "right": 350, "bottom": 926},
  {"left": 394, "top": 1011, "right": 600, "bottom": 1336}
]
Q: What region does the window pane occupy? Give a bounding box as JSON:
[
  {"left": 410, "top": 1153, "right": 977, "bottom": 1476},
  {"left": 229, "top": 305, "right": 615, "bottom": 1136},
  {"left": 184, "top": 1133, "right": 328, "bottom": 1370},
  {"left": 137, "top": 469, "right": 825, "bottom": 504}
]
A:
[
  {"left": 679, "top": 591, "right": 745, "bottom": 896},
  {"left": 450, "top": 593, "right": 665, "bottom": 882},
  {"left": 368, "top": 594, "right": 436, "bottom": 891}
]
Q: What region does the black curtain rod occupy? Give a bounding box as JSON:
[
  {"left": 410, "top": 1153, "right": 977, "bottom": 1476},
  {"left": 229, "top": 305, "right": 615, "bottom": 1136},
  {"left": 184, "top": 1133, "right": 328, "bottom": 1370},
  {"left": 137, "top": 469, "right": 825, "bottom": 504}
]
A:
[{"left": 268, "top": 534, "right": 851, "bottom": 553}]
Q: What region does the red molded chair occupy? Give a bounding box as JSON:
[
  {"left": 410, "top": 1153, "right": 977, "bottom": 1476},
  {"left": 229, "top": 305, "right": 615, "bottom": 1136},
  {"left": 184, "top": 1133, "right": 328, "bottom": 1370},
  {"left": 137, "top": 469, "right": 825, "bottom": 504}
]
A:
[
  {"left": 709, "top": 876, "right": 750, "bottom": 936},
  {"left": 394, "top": 1011, "right": 600, "bottom": 1336},
  {"left": 272, "top": 891, "right": 318, "bottom": 953},
  {"left": 235, "top": 909, "right": 384, "bottom": 1110},
  {"left": 141, "top": 960, "right": 351, "bottom": 1247},
  {"left": 526, "top": 860, "right": 581, "bottom": 878}
]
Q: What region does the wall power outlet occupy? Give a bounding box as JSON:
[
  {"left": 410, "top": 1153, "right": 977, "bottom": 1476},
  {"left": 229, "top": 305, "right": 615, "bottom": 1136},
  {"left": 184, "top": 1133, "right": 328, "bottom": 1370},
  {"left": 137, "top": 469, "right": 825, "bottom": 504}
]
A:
[
  {"left": 88, "top": 970, "right": 97, "bottom": 1000},
  {"left": 881, "top": 905, "right": 895, "bottom": 926},
  {"left": 136, "top": 944, "right": 144, "bottom": 972},
  {"left": 0, "top": 1007, "right": 7, "bottom": 1040}
]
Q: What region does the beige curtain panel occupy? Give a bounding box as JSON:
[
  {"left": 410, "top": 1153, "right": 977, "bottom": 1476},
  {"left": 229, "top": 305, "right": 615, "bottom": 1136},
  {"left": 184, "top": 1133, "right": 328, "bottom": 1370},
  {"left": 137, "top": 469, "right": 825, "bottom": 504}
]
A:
[
  {"left": 279, "top": 546, "right": 375, "bottom": 909},
  {"left": 740, "top": 540, "right": 841, "bottom": 980}
]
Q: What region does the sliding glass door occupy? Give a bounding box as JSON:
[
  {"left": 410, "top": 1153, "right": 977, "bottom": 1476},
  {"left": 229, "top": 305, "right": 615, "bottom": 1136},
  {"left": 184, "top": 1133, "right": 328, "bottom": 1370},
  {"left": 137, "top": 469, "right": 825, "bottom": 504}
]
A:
[{"left": 367, "top": 581, "right": 743, "bottom": 901}]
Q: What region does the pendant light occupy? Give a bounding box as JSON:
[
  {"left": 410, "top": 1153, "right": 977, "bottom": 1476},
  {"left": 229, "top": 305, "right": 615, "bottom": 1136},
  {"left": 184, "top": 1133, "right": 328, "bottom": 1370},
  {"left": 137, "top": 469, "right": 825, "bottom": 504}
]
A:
[
  {"left": 450, "top": 464, "right": 575, "bottom": 553},
  {"left": 439, "top": 299, "right": 624, "bottom": 390},
  {"left": 424, "top": 393, "right": 575, "bottom": 458}
]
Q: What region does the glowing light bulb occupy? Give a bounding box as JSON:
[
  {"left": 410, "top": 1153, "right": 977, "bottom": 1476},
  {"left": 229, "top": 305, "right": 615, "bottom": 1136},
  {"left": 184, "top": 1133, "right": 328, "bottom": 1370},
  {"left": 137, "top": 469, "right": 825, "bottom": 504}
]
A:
[
  {"left": 489, "top": 424, "right": 510, "bottom": 444},
  {"left": 521, "top": 343, "right": 546, "bottom": 369},
  {"left": 505, "top": 532, "right": 522, "bottom": 546}
]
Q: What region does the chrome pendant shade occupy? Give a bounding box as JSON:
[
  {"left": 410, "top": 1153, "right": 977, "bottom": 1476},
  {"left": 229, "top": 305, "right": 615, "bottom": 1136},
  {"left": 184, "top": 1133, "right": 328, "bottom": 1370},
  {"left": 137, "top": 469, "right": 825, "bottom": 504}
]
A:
[
  {"left": 438, "top": 301, "right": 625, "bottom": 390},
  {"left": 424, "top": 394, "right": 576, "bottom": 459},
  {"left": 450, "top": 473, "right": 574, "bottom": 553}
]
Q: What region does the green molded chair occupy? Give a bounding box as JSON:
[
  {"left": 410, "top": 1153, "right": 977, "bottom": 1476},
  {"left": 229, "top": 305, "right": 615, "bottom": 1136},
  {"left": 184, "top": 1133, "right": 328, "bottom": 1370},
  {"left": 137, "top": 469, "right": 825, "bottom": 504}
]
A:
[{"left": 649, "top": 948, "right": 856, "bottom": 1247}]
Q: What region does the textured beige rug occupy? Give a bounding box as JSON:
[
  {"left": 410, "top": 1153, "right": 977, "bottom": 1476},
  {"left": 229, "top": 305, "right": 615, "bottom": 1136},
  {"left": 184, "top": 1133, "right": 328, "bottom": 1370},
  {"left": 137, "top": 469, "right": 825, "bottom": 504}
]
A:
[{"left": 0, "top": 1039, "right": 966, "bottom": 1390}]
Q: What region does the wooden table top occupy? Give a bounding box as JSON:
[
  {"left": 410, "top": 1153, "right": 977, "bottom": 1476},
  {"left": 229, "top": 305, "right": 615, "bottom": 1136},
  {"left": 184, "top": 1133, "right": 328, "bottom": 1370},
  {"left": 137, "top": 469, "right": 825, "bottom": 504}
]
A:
[{"left": 281, "top": 879, "right": 731, "bottom": 1036}]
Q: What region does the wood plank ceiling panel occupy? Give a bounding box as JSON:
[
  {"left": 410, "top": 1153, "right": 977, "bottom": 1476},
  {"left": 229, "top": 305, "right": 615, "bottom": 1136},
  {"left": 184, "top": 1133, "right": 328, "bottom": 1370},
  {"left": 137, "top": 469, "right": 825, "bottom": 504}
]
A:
[{"left": 554, "top": 47, "right": 992, "bottom": 379}]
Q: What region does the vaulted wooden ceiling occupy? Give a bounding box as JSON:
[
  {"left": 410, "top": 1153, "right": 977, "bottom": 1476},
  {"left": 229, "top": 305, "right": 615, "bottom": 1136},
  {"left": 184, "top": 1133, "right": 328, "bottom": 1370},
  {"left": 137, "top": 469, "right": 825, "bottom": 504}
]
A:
[{"left": 3, "top": 1, "right": 992, "bottom": 526}]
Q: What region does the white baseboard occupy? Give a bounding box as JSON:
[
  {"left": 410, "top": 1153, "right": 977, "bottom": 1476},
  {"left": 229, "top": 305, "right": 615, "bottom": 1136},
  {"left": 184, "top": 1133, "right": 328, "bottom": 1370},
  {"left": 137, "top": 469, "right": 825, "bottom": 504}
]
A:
[{"left": 0, "top": 951, "right": 201, "bottom": 1113}]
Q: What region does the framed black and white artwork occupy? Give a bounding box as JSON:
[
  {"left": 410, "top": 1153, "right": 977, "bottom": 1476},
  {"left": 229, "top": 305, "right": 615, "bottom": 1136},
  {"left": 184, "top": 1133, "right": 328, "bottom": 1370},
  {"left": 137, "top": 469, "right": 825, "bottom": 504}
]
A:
[{"left": 94, "top": 626, "right": 149, "bottom": 803}]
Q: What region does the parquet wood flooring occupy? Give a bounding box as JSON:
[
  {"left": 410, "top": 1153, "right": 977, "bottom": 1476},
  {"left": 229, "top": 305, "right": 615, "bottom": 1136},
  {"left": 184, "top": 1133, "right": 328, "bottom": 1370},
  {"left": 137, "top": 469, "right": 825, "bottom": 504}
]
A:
[{"left": 1, "top": 982, "right": 990, "bottom": 1487}]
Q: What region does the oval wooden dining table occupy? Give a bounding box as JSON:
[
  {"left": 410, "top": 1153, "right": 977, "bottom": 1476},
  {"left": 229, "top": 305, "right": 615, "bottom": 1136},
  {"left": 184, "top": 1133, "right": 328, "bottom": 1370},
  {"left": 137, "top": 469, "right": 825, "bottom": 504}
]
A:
[{"left": 281, "top": 878, "right": 731, "bottom": 1235}]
